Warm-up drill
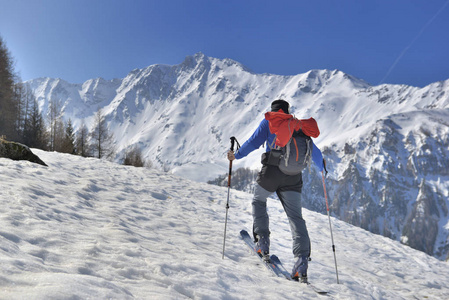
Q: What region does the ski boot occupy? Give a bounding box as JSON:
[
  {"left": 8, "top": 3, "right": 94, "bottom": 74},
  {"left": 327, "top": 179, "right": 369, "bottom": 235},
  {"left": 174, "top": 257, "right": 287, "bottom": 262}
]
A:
[
  {"left": 255, "top": 234, "right": 270, "bottom": 262},
  {"left": 291, "top": 256, "right": 309, "bottom": 283}
]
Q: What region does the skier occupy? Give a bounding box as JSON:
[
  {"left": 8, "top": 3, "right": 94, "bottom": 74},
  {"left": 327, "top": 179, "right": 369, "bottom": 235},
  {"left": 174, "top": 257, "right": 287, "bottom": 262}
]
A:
[{"left": 227, "top": 99, "right": 325, "bottom": 282}]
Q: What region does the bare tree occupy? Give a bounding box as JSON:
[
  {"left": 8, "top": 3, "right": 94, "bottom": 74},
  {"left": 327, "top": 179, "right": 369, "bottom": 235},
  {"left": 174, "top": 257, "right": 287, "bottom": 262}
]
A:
[
  {"left": 89, "top": 109, "right": 115, "bottom": 159},
  {"left": 75, "top": 121, "right": 90, "bottom": 157},
  {"left": 123, "top": 146, "right": 151, "bottom": 168},
  {"left": 47, "top": 98, "right": 64, "bottom": 151}
]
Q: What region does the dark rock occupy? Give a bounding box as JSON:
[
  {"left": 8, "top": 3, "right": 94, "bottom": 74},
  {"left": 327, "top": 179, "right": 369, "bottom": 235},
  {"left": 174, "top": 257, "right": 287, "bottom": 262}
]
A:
[{"left": 0, "top": 138, "right": 47, "bottom": 166}]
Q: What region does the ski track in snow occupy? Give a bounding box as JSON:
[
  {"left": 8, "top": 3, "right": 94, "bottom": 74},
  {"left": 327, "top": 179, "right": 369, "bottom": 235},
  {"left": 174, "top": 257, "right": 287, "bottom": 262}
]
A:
[{"left": 1, "top": 150, "right": 448, "bottom": 299}]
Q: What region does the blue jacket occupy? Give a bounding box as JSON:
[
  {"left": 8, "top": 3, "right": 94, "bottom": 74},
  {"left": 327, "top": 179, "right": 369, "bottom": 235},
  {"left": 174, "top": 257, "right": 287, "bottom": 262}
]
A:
[{"left": 235, "top": 119, "right": 325, "bottom": 172}]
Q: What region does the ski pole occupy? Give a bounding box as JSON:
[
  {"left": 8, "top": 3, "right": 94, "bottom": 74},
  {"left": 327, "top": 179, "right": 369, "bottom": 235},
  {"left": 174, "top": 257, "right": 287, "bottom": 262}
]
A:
[
  {"left": 222, "top": 137, "right": 237, "bottom": 259},
  {"left": 322, "top": 170, "right": 340, "bottom": 284}
]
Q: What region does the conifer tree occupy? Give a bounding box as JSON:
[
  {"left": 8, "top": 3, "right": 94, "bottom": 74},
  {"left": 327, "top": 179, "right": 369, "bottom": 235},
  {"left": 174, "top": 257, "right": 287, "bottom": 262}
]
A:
[
  {"left": 61, "top": 119, "right": 75, "bottom": 154},
  {"left": 17, "top": 83, "right": 36, "bottom": 143},
  {"left": 0, "top": 36, "right": 19, "bottom": 140},
  {"left": 24, "top": 98, "right": 48, "bottom": 149}
]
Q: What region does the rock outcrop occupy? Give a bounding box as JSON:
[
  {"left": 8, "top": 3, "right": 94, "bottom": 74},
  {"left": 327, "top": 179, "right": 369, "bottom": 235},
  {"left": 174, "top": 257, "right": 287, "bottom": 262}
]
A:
[{"left": 0, "top": 138, "right": 47, "bottom": 166}]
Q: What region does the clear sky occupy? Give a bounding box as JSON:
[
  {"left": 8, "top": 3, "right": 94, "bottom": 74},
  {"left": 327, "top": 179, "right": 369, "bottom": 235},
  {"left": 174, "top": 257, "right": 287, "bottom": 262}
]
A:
[{"left": 1, "top": 0, "right": 448, "bottom": 87}]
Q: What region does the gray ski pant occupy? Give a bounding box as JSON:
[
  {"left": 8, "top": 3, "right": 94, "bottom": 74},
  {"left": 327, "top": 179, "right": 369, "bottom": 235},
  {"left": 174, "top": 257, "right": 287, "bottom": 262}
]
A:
[{"left": 252, "top": 183, "right": 310, "bottom": 258}]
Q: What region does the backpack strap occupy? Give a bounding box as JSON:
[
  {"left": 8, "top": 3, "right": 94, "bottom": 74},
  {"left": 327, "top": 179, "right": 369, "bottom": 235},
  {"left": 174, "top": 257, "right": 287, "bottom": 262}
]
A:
[
  {"left": 267, "top": 135, "right": 278, "bottom": 150},
  {"left": 281, "top": 118, "right": 296, "bottom": 167},
  {"left": 304, "top": 138, "right": 312, "bottom": 165},
  {"left": 284, "top": 139, "right": 291, "bottom": 167},
  {"left": 292, "top": 137, "right": 299, "bottom": 161}
]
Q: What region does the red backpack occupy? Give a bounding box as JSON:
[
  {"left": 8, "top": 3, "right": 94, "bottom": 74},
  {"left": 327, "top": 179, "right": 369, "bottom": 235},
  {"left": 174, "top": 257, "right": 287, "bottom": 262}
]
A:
[{"left": 265, "top": 111, "right": 320, "bottom": 175}]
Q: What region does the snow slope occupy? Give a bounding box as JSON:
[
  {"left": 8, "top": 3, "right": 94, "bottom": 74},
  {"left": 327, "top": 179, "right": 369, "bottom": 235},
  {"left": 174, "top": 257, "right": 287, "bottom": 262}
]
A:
[{"left": 1, "top": 151, "right": 448, "bottom": 299}]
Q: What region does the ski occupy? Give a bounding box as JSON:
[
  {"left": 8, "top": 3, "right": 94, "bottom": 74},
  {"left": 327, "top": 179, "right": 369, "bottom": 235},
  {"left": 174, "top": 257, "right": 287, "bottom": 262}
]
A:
[
  {"left": 240, "top": 230, "right": 285, "bottom": 278},
  {"left": 240, "top": 230, "right": 329, "bottom": 295},
  {"left": 270, "top": 254, "right": 329, "bottom": 295}
]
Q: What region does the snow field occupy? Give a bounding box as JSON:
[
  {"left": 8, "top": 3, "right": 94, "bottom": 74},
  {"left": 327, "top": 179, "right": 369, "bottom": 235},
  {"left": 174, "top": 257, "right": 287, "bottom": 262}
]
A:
[{"left": 1, "top": 150, "right": 448, "bottom": 299}]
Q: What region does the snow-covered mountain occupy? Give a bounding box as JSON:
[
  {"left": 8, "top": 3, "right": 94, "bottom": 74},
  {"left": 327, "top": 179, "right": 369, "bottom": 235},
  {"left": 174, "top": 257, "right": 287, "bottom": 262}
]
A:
[
  {"left": 1, "top": 150, "right": 449, "bottom": 299},
  {"left": 26, "top": 53, "right": 449, "bottom": 261}
]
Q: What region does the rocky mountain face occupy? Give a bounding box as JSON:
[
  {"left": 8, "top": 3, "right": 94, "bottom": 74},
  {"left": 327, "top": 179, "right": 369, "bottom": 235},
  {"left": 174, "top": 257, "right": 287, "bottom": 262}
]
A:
[
  {"left": 310, "top": 113, "right": 449, "bottom": 260},
  {"left": 26, "top": 53, "right": 449, "bottom": 260}
]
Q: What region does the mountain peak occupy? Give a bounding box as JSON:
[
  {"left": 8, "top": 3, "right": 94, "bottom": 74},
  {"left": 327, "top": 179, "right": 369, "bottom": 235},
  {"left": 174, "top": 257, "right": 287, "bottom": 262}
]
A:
[
  {"left": 194, "top": 51, "right": 206, "bottom": 59},
  {"left": 180, "top": 52, "right": 209, "bottom": 69}
]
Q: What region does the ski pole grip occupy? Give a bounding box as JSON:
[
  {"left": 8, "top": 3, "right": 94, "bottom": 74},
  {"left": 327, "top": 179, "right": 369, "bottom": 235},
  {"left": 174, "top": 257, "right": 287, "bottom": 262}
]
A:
[
  {"left": 228, "top": 137, "right": 236, "bottom": 188},
  {"left": 230, "top": 136, "right": 236, "bottom": 151}
]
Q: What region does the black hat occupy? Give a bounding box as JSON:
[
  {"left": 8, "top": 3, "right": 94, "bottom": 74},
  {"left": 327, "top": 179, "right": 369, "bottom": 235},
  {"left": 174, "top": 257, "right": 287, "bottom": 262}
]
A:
[{"left": 271, "top": 99, "right": 290, "bottom": 113}]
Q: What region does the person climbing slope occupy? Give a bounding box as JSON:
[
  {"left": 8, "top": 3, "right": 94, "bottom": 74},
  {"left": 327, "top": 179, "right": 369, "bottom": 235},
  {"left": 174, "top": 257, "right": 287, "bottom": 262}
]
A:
[{"left": 228, "top": 99, "right": 325, "bottom": 282}]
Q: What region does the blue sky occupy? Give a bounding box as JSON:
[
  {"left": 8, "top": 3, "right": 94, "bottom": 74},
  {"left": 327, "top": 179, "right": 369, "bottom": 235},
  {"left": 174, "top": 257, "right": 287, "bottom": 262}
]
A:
[{"left": 1, "top": 0, "right": 448, "bottom": 87}]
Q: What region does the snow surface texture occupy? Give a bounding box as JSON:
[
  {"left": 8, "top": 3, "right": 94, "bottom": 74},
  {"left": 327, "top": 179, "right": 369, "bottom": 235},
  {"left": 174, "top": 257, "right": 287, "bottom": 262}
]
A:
[
  {"left": 1, "top": 151, "right": 448, "bottom": 299},
  {"left": 25, "top": 53, "right": 449, "bottom": 260}
]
